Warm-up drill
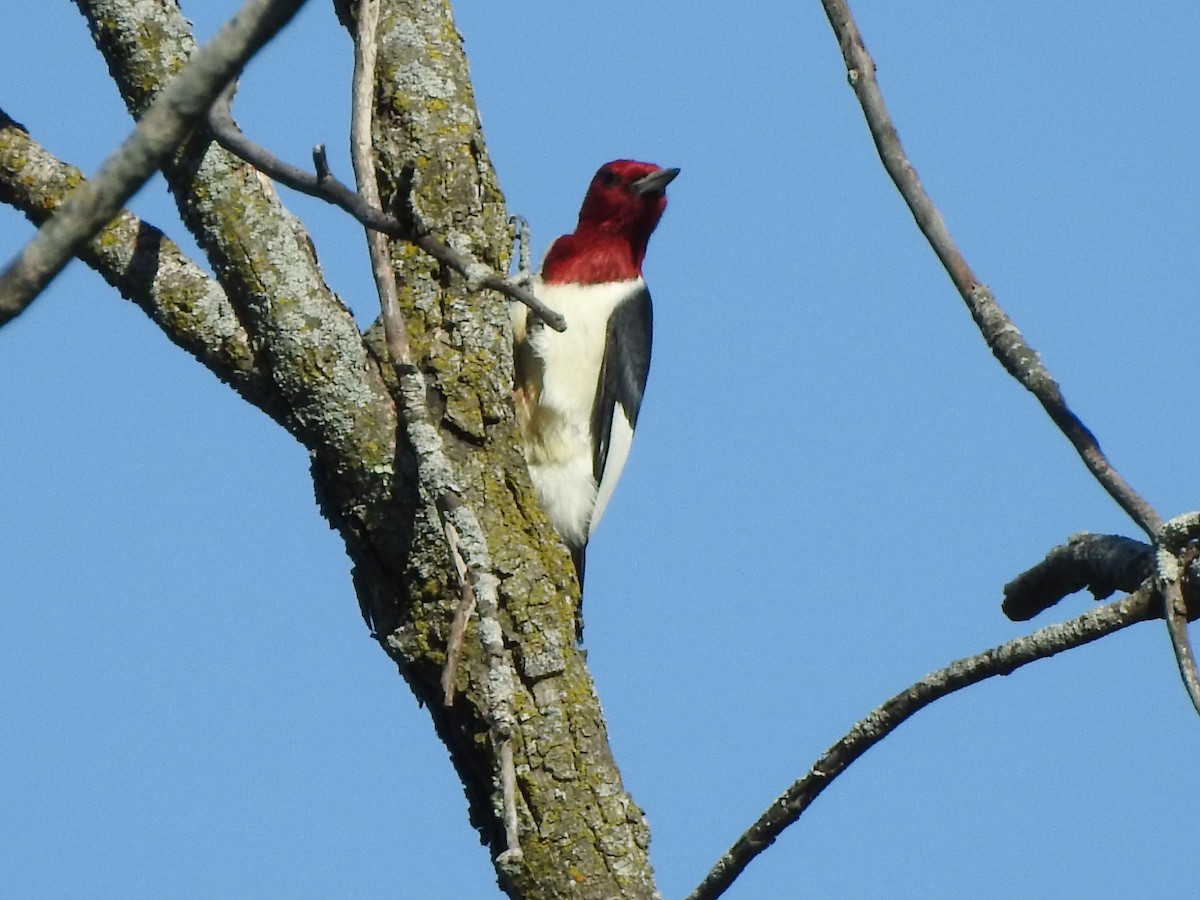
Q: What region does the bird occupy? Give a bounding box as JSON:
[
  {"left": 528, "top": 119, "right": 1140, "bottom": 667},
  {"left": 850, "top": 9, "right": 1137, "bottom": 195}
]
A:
[{"left": 512, "top": 159, "right": 678, "bottom": 613}]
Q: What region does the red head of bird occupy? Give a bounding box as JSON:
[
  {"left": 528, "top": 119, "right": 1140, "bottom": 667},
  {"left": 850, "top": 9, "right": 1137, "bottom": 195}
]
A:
[{"left": 540, "top": 160, "right": 680, "bottom": 286}]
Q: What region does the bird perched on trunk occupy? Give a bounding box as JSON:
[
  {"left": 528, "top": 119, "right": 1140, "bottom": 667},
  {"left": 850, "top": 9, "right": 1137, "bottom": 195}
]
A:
[{"left": 513, "top": 159, "right": 679, "bottom": 604}]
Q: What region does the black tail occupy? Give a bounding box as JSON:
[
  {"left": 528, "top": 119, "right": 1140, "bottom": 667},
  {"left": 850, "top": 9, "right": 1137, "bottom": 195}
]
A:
[{"left": 571, "top": 544, "right": 586, "bottom": 641}]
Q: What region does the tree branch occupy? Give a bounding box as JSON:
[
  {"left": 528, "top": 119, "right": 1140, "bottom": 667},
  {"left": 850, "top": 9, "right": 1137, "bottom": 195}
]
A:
[
  {"left": 60, "top": 1, "right": 653, "bottom": 894},
  {"left": 76, "top": 0, "right": 398, "bottom": 498},
  {"left": 0, "top": 0, "right": 308, "bottom": 325},
  {"left": 818, "top": 0, "right": 1162, "bottom": 540},
  {"left": 687, "top": 581, "right": 1173, "bottom": 900},
  {"left": 818, "top": 0, "right": 1200, "bottom": 720},
  {"left": 205, "top": 90, "right": 566, "bottom": 333},
  {"left": 1002, "top": 533, "right": 1152, "bottom": 621},
  {"left": 348, "top": 0, "right": 518, "bottom": 858},
  {"left": 348, "top": 3, "right": 653, "bottom": 895},
  {"left": 0, "top": 110, "right": 284, "bottom": 418},
  {"left": 687, "top": 9, "right": 1200, "bottom": 895},
  {"left": 1154, "top": 513, "right": 1200, "bottom": 715}
]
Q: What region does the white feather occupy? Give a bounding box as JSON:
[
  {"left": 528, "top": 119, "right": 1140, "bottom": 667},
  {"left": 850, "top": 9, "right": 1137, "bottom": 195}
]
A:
[
  {"left": 591, "top": 407, "right": 633, "bottom": 532},
  {"left": 514, "top": 276, "right": 645, "bottom": 546}
]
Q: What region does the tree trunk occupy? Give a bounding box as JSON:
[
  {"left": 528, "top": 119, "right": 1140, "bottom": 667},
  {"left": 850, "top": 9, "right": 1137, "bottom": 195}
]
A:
[{"left": 41, "top": 0, "right": 660, "bottom": 896}]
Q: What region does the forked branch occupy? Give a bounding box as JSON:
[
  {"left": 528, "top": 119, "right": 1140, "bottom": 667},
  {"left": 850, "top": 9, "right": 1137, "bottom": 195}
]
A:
[
  {"left": 205, "top": 91, "right": 565, "bottom": 332},
  {"left": 817, "top": 0, "right": 1200, "bottom": 714},
  {"left": 1155, "top": 513, "right": 1200, "bottom": 716},
  {"left": 688, "top": 580, "right": 1178, "bottom": 900},
  {"left": 689, "top": 4, "right": 1200, "bottom": 897},
  {"left": 0, "top": 0, "right": 308, "bottom": 326}
]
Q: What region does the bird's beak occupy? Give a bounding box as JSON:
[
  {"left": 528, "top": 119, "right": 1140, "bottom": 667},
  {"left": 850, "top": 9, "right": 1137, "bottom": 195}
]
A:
[{"left": 630, "top": 167, "right": 680, "bottom": 196}]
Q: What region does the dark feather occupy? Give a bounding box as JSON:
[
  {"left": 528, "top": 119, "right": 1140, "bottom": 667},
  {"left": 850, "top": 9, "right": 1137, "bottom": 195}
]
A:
[{"left": 591, "top": 287, "right": 653, "bottom": 486}]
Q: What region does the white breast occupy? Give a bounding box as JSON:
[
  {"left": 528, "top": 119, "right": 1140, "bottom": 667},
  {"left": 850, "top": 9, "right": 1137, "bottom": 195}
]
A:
[{"left": 515, "top": 277, "right": 644, "bottom": 546}]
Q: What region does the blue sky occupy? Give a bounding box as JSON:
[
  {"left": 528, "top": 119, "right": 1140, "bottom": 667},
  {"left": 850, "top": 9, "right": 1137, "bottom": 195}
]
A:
[{"left": 3, "top": 2, "right": 1199, "bottom": 898}]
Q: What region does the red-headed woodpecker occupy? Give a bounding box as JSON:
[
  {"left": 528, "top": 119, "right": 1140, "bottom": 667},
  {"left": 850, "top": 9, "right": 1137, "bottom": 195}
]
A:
[{"left": 513, "top": 159, "right": 679, "bottom": 596}]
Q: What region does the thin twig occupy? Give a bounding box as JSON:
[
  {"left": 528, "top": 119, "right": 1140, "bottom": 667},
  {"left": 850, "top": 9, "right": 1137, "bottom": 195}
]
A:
[
  {"left": 349, "top": 0, "right": 521, "bottom": 860},
  {"left": 1155, "top": 513, "right": 1200, "bottom": 715},
  {"left": 349, "top": 0, "right": 411, "bottom": 374},
  {"left": 820, "top": 0, "right": 1200, "bottom": 720},
  {"left": 205, "top": 91, "right": 564, "bottom": 332},
  {"left": 686, "top": 584, "right": 1164, "bottom": 900},
  {"left": 0, "top": 0, "right": 309, "bottom": 326},
  {"left": 510, "top": 215, "right": 533, "bottom": 287},
  {"left": 818, "top": 0, "right": 1162, "bottom": 540},
  {"left": 440, "top": 519, "right": 478, "bottom": 703},
  {"left": 433, "top": 495, "right": 523, "bottom": 864},
  {"left": 499, "top": 730, "right": 521, "bottom": 858}
]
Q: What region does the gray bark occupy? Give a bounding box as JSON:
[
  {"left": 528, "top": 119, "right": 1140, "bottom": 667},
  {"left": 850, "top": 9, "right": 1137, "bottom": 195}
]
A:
[{"left": 0, "top": 1, "right": 660, "bottom": 896}]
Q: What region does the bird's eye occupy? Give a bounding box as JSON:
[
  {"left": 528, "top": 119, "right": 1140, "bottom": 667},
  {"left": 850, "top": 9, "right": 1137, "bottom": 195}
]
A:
[{"left": 597, "top": 168, "right": 618, "bottom": 187}]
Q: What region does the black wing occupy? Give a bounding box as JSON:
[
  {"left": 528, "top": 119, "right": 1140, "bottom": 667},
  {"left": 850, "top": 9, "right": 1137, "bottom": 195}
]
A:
[
  {"left": 590, "top": 285, "right": 653, "bottom": 499},
  {"left": 572, "top": 286, "right": 651, "bottom": 632}
]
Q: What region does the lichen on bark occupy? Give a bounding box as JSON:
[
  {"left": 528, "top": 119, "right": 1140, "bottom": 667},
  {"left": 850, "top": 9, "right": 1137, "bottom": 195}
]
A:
[{"left": 57, "top": 1, "right": 659, "bottom": 897}]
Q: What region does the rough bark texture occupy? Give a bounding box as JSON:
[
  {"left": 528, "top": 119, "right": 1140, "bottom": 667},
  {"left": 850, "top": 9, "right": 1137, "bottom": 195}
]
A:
[
  {"left": 21, "top": 1, "right": 660, "bottom": 897},
  {"left": 0, "top": 111, "right": 281, "bottom": 417}
]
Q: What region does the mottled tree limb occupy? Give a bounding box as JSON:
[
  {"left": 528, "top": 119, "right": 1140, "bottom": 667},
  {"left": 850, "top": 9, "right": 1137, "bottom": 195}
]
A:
[
  {"left": 354, "top": 3, "right": 653, "bottom": 896},
  {"left": 688, "top": 580, "right": 1181, "bottom": 900},
  {"left": 75, "top": 0, "right": 398, "bottom": 498},
  {"left": 0, "top": 0, "right": 308, "bottom": 325},
  {"left": 0, "top": 111, "right": 284, "bottom": 418},
  {"left": 818, "top": 0, "right": 1162, "bottom": 540}
]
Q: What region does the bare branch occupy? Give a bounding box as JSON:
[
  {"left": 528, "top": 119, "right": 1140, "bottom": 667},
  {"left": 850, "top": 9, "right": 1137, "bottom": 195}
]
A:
[
  {"left": 0, "top": 0, "right": 308, "bottom": 325},
  {"left": 687, "top": 583, "right": 1167, "bottom": 900},
  {"left": 52, "top": 0, "right": 651, "bottom": 891},
  {"left": 349, "top": 0, "right": 520, "bottom": 859},
  {"left": 1155, "top": 513, "right": 1200, "bottom": 715},
  {"left": 77, "top": 0, "right": 401, "bottom": 509},
  {"left": 0, "top": 111, "right": 283, "bottom": 416},
  {"left": 818, "top": 0, "right": 1162, "bottom": 539},
  {"left": 819, "top": 0, "right": 1200, "bottom": 725},
  {"left": 1003, "top": 533, "right": 1152, "bottom": 621},
  {"left": 205, "top": 91, "right": 566, "bottom": 333},
  {"left": 436, "top": 497, "right": 524, "bottom": 865},
  {"left": 441, "top": 519, "right": 479, "bottom": 704},
  {"left": 510, "top": 215, "right": 533, "bottom": 287},
  {"left": 349, "top": 0, "right": 410, "bottom": 378}
]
